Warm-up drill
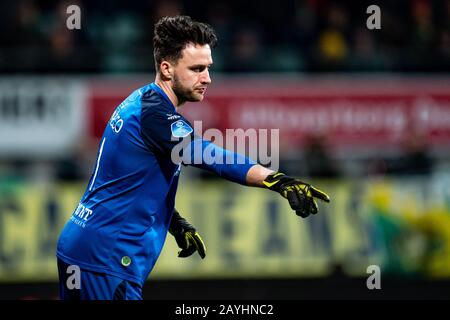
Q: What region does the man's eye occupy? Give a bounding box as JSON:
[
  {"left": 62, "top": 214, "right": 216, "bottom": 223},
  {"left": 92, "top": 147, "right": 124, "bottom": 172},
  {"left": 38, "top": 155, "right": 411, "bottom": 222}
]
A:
[{"left": 191, "top": 66, "right": 207, "bottom": 72}]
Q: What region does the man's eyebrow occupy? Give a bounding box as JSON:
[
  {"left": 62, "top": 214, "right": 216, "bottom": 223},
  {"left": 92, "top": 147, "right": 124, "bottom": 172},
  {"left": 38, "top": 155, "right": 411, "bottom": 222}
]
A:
[{"left": 189, "top": 63, "right": 213, "bottom": 68}]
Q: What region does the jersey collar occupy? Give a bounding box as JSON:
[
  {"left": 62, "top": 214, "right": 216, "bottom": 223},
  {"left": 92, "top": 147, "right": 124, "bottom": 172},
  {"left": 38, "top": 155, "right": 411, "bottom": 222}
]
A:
[{"left": 150, "top": 82, "right": 177, "bottom": 112}]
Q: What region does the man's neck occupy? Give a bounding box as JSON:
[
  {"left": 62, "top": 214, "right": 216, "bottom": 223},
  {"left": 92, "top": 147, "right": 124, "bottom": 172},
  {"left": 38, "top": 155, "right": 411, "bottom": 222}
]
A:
[{"left": 154, "top": 77, "right": 179, "bottom": 108}]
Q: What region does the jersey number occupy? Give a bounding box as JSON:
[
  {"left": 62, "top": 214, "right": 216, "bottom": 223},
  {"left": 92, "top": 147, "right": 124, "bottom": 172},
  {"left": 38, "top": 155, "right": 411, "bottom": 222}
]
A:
[{"left": 89, "top": 137, "right": 106, "bottom": 191}]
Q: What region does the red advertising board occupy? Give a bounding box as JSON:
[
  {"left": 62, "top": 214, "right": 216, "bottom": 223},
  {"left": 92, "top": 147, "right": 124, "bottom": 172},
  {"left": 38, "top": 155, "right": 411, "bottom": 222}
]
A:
[{"left": 88, "top": 77, "right": 450, "bottom": 152}]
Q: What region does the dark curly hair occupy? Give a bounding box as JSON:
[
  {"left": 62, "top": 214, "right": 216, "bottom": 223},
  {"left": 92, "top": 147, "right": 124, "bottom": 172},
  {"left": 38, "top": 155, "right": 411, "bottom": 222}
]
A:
[{"left": 153, "top": 15, "right": 218, "bottom": 70}]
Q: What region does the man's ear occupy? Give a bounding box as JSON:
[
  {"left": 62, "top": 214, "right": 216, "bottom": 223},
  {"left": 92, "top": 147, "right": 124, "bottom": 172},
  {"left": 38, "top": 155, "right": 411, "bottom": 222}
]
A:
[{"left": 160, "top": 61, "right": 173, "bottom": 80}]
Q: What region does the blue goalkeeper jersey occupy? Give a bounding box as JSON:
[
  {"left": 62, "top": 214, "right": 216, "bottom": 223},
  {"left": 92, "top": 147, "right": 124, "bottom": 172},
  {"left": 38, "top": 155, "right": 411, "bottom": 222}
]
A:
[{"left": 56, "top": 82, "right": 256, "bottom": 286}]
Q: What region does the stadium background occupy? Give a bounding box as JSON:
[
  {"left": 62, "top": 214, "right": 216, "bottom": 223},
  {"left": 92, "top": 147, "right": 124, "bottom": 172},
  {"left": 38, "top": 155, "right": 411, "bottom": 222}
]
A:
[{"left": 0, "top": 0, "right": 450, "bottom": 299}]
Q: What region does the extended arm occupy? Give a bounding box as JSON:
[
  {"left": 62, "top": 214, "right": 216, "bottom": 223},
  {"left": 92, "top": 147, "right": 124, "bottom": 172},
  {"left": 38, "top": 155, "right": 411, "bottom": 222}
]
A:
[
  {"left": 139, "top": 98, "right": 330, "bottom": 219},
  {"left": 183, "top": 139, "right": 331, "bottom": 218}
]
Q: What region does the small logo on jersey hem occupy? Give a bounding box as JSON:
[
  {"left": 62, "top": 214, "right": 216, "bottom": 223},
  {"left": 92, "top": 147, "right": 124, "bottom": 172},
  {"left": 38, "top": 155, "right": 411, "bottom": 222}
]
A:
[
  {"left": 121, "top": 256, "right": 132, "bottom": 267},
  {"left": 167, "top": 114, "right": 181, "bottom": 120},
  {"left": 171, "top": 120, "right": 193, "bottom": 138}
]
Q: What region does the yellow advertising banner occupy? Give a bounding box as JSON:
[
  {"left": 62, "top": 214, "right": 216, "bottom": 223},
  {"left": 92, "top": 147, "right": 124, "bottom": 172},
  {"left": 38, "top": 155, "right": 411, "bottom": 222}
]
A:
[{"left": 0, "top": 175, "right": 449, "bottom": 282}]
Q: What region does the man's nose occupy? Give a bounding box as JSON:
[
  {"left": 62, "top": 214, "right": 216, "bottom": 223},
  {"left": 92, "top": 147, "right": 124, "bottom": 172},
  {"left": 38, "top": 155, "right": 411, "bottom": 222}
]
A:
[{"left": 200, "top": 69, "right": 211, "bottom": 84}]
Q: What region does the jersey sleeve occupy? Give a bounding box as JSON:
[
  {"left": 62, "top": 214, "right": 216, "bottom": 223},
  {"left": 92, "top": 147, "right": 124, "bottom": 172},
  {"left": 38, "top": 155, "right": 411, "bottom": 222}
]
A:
[
  {"left": 181, "top": 138, "right": 257, "bottom": 185},
  {"left": 140, "top": 91, "right": 256, "bottom": 185},
  {"left": 140, "top": 91, "right": 195, "bottom": 157}
]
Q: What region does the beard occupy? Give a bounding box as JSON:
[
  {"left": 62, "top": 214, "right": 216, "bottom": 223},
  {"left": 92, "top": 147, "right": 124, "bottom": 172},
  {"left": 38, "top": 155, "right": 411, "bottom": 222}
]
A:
[{"left": 172, "top": 73, "right": 202, "bottom": 105}]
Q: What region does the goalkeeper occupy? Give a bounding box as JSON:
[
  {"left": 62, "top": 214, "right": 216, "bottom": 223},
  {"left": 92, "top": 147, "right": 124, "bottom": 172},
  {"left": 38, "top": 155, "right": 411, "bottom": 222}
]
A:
[{"left": 56, "top": 15, "right": 330, "bottom": 300}]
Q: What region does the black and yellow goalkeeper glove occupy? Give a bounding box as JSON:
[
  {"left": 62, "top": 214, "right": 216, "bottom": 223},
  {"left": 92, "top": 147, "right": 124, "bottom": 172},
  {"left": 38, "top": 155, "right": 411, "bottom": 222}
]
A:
[
  {"left": 263, "top": 172, "right": 330, "bottom": 218},
  {"left": 169, "top": 209, "right": 206, "bottom": 259}
]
